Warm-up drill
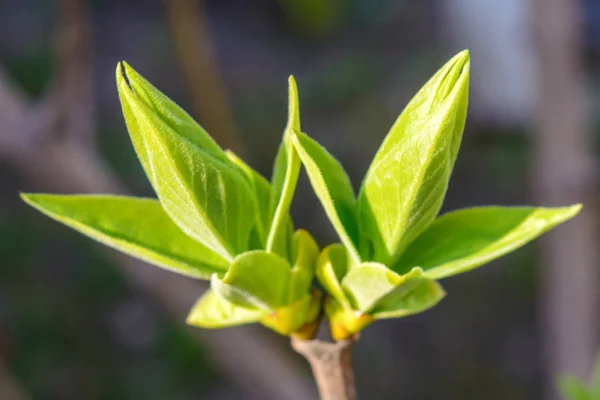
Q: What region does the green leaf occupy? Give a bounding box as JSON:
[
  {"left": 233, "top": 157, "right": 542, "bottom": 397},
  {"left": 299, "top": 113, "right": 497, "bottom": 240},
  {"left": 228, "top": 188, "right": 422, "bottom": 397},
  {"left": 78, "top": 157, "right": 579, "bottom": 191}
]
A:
[
  {"left": 371, "top": 269, "right": 446, "bottom": 319},
  {"left": 288, "top": 229, "right": 319, "bottom": 303},
  {"left": 591, "top": 352, "right": 600, "bottom": 398},
  {"left": 117, "top": 62, "right": 228, "bottom": 166},
  {"left": 291, "top": 130, "right": 361, "bottom": 263},
  {"left": 225, "top": 150, "right": 272, "bottom": 247},
  {"left": 266, "top": 76, "right": 302, "bottom": 258},
  {"left": 212, "top": 250, "right": 292, "bottom": 310},
  {"left": 358, "top": 50, "right": 470, "bottom": 265},
  {"left": 260, "top": 294, "right": 312, "bottom": 335},
  {"left": 20, "top": 194, "right": 228, "bottom": 279},
  {"left": 559, "top": 375, "right": 591, "bottom": 400},
  {"left": 186, "top": 290, "right": 266, "bottom": 329},
  {"left": 118, "top": 64, "right": 256, "bottom": 261},
  {"left": 341, "top": 262, "right": 403, "bottom": 312},
  {"left": 315, "top": 244, "right": 351, "bottom": 307},
  {"left": 395, "top": 205, "right": 582, "bottom": 279}
]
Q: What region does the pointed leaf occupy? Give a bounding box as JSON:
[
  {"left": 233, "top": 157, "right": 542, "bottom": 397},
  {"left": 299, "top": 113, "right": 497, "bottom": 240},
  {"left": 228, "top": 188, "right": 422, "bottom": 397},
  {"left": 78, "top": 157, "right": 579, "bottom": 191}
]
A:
[
  {"left": 315, "top": 244, "right": 351, "bottom": 307},
  {"left": 291, "top": 130, "right": 361, "bottom": 263},
  {"left": 341, "top": 262, "right": 403, "bottom": 312},
  {"left": 186, "top": 290, "right": 266, "bottom": 329},
  {"left": 225, "top": 150, "right": 272, "bottom": 247},
  {"left": 266, "top": 76, "right": 302, "bottom": 258},
  {"left": 21, "top": 194, "right": 228, "bottom": 279},
  {"left": 117, "top": 62, "right": 227, "bottom": 164},
  {"left": 118, "top": 67, "right": 256, "bottom": 260},
  {"left": 358, "top": 50, "right": 470, "bottom": 265},
  {"left": 395, "top": 205, "right": 582, "bottom": 279},
  {"left": 213, "top": 251, "right": 292, "bottom": 310}
]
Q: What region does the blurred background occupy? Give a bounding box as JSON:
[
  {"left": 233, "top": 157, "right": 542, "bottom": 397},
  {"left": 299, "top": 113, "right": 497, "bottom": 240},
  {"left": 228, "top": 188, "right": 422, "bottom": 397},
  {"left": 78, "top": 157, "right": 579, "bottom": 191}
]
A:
[{"left": 0, "top": 0, "right": 599, "bottom": 399}]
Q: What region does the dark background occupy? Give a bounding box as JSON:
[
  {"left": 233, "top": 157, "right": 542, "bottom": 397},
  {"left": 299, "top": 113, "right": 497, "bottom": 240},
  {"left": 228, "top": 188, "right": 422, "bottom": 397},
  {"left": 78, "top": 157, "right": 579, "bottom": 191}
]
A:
[{"left": 0, "top": 1, "right": 599, "bottom": 399}]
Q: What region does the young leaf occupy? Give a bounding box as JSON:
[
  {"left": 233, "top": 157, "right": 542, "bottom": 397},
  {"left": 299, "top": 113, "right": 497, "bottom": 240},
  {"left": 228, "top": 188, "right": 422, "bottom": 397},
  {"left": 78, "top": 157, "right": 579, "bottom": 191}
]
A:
[
  {"left": 315, "top": 244, "right": 351, "bottom": 307},
  {"left": 395, "top": 205, "right": 582, "bottom": 279},
  {"left": 371, "top": 271, "right": 445, "bottom": 319},
  {"left": 559, "top": 375, "right": 592, "bottom": 400},
  {"left": 20, "top": 194, "right": 228, "bottom": 279},
  {"left": 291, "top": 130, "right": 361, "bottom": 263},
  {"left": 266, "top": 76, "right": 302, "bottom": 258},
  {"left": 358, "top": 50, "right": 470, "bottom": 265},
  {"left": 341, "top": 262, "right": 402, "bottom": 312},
  {"left": 225, "top": 150, "right": 272, "bottom": 247},
  {"left": 212, "top": 250, "right": 292, "bottom": 310},
  {"left": 260, "top": 294, "right": 312, "bottom": 335},
  {"left": 186, "top": 290, "right": 266, "bottom": 329},
  {"left": 288, "top": 229, "right": 319, "bottom": 303},
  {"left": 117, "top": 62, "right": 228, "bottom": 164},
  {"left": 119, "top": 69, "right": 256, "bottom": 261}
]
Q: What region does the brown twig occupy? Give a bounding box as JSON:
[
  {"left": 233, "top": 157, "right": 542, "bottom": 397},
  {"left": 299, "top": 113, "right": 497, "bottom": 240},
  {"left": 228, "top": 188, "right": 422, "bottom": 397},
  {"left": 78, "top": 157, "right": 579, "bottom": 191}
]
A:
[
  {"left": 292, "top": 336, "right": 358, "bottom": 400},
  {"left": 0, "top": 1, "right": 314, "bottom": 399}
]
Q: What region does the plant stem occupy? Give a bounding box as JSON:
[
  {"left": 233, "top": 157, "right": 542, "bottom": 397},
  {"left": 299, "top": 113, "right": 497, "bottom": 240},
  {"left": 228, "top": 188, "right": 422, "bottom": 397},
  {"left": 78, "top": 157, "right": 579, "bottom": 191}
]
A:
[{"left": 291, "top": 336, "right": 358, "bottom": 400}]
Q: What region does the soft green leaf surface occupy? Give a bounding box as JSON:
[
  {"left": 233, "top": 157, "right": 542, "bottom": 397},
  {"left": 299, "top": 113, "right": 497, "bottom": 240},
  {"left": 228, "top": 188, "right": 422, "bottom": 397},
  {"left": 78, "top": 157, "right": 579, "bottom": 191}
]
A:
[
  {"left": 288, "top": 230, "right": 319, "bottom": 302},
  {"left": 20, "top": 194, "right": 228, "bottom": 279},
  {"left": 117, "top": 62, "right": 227, "bottom": 163},
  {"left": 315, "top": 244, "right": 351, "bottom": 306},
  {"left": 559, "top": 375, "right": 592, "bottom": 400},
  {"left": 119, "top": 70, "right": 256, "bottom": 260},
  {"left": 225, "top": 150, "right": 272, "bottom": 247},
  {"left": 215, "top": 250, "right": 292, "bottom": 310},
  {"left": 358, "top": 50, "right": 470, "bottom": 265},
  {"left": 266, "top": 76, "right": 302, "bottom": 258},
  {"left": 186, "top": 290, "right": 266, "bottom": 329},
  {"left": 291, "top": 131, "right": 361, "bottom": 263},
  {"left": 372, "top": 270, "right": 446, "bottom": 319},
  {"left": 395, "top": 205, "right": 582, "bottom": 279},
  {"left": 341, "top": 262, "right": 403, "bottom": 312}
]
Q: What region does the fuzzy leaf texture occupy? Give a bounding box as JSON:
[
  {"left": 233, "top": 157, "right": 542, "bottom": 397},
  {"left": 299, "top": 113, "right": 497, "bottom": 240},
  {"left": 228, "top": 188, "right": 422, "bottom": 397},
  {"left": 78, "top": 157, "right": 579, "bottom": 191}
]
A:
[
  {"left": 117, "top": 62, "right": 256, "bottom": 261},
  {"left": 20, "top": 194, "right": 228, "bottom": 279},
  {"left": 358, "top": 50, "right": 470, "bottom": 265},
  {"left": 395, "top": 205, "right": 582, "bottom": 279},
  {"left": 266, "top": 76, "right": 302, "bottom": 258}
]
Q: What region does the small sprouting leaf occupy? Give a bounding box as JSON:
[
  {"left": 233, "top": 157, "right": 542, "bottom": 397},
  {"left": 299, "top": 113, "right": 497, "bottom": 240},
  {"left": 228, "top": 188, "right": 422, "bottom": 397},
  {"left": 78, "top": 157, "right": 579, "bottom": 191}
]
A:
[
  {"left": 395, "top": 205, "right": 582, "bottom": 279},
  {"left": 358, "top": 50, "right": 470, "bottom": 266},
  {"left": 559, "top": 375, "right": 592, "bottom": 400},
  {"left": 266, "top": 76, "right": 302, "bottom": 258},
  {"left": 291, "top": 130, "right": 361, "bottom": 264},
  {"left": 225, "top": 150, "right": 272, "bottom": 247},
  {"left": 186, "top": 290, "right": 266, "bottom": 329},
  {"left": 212, "top": 250, "right": 292, "bottom": 310},
  {"left": 341, "top": 263, "right": 402, "bottom": 312},
  {"left": 260, "top": 294, "right": 312, "bottom": 335},
  {"left": 315, "top": 244, "right": 351, "bottom": 307},
  {"left": 118, "top": 64, "right": 256, "bottom": 261},
  {"left": 371, "top": 271, "right": 445, "bottom": 319},
  {"left": 20, "top": 194, "right": 228, "bottom": 279},
  {"left": 288, "top": 230, "right": 319, "bottom": 303}
]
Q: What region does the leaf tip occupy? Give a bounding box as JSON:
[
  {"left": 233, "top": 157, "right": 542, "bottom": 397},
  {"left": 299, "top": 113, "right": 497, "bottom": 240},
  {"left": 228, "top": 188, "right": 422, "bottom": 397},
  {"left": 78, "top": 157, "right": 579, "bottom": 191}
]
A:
[{"left": 286, "top": 75, "right": 301, "bottom": 133}]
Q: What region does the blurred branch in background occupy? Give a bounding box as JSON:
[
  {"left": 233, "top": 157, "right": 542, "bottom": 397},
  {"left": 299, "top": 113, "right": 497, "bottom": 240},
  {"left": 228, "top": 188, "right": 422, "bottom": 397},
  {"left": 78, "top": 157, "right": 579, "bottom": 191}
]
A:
[
  {"left": 164, "top": 0, "right": 243, "bottom": 155},
  {"left": 532, "top": 0, "right": 600, "bottom": 399},
  {"left": 0, "top": 0, "right": 314, "bottom": 398},
  {"left": 0, "top": 359, "right": 30, "bottom": 400}
]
